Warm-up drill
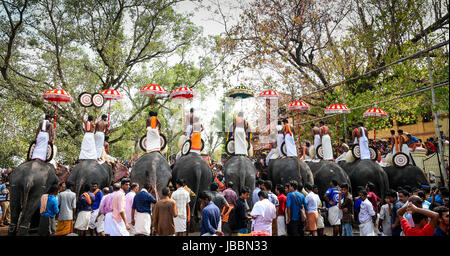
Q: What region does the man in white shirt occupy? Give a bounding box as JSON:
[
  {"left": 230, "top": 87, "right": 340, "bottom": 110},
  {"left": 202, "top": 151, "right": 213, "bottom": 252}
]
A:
[
  {"left": 312, "top": 185, "right": 325, "bottom": 236},
  {"left": 125, "top": 183, "right": 139, "bottom": 236},
  {"left": 171, "top": 178, "right": 191, "bottom": 236},
  {"left": 304, "top": 183, "right": 318, "bottom": 236},
  {"left": 252, "top": 180, "right": 264, "bottom": 206},
  {"left": 250, "top": 191, "right": 276, "bottom": 235},
  {"left": 358, "top": 190, "right": 376, "bottom": 236}
]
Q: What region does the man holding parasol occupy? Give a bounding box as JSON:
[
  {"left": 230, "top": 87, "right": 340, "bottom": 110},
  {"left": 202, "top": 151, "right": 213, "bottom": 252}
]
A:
[
  {"left": 31, "top": 114, "right": 54, "bottom": 161},
  {"left": 319, "top": 120, "right": 333, "bottom": 161},
  {"left": 146, "top": 111, "right": 162, "bottom": 153},
  {"left": 232, "top": 112, "right": 249, "bottom": 156},
  {"left": 94, "top": 114, "right": 108, "bottom": 160},
  {"left": 79, "top": 108, "right": 98, "bottom": 160},
  {"left": 357, "top": 122, "right": 371, "bottom": 160},
  {"left": 282, "top": 118, "right": 297, "bottom": 157}
]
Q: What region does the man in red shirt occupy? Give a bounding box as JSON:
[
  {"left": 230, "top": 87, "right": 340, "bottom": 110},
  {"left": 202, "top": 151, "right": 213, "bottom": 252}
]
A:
[
  {"left": 397, "top": 201, "right": 439, "bottom": 236},
  {"left": 275, "top": 184, "right": 287, "bottom": 236}
]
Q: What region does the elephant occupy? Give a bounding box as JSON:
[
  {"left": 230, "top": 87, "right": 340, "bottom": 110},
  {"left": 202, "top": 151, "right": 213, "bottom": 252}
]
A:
[
  {"left": 306, "top": 160, "right": 352, "bottom": 200},
  {"left": 67, "top": 160, "right": 129, "bottom": 197},
  {"left": 339, "top": 159, "right": 390, "bottom": 198},
  {"left": 224, "top": 155, "right": 256, "bottom": 207},
  {"left": 382, "top": 165, "right": 429, "bottom": 191},
  {"left": 8, "top": 160, "right": 59, "bottom": 236},
  {"left": 171, "top": 153, "right": 212, "bottom": 231},
  {"left": 267, "top": 157, "right": 314, "bottom": 188},
  {"left": 130, "top": 151, "right": 172, "bottom": 200}
]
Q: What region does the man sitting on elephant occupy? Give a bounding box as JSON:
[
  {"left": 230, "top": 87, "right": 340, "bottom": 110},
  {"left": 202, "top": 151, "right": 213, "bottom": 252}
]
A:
[
  {"left": 32, "top": 114, "right": 54, "bottom": 162},
  {"left": 311, "top": 123, "right": 321, "bottom": 158},
  {"left": 319, "top": 120, "right": 333, "bottom": 161},
  {"left": 357, "top": 122, "right": 371, "bottom": 160},
  {"left": 185, "top": 108, "right": 194, "bottom": 140},
  {"left": 335, "top": 143, "right": 349, "bottom": 163},
  {"left": 190, "top": 116, "right": 204, "bottom": 154},
  {"left": 79, "top": 108, "right": 98, "bottom": 160},
  {"left": 398, "top": 130, "right": 411, "bottom": 161},
  {"left": 265, "top": 134, "right": 278, "bottom": 166},
  {"left": 282, "top": 119, "right": 297, "bottom": 157},
  {"left": 94, "top": 114, "right": 108, "bottom": 161},
  {"left": 146, "top": 111, "right": 162, "bottom": 153},
  {"left": 232, "top": 112, "right": 249, "bottom": 156}
]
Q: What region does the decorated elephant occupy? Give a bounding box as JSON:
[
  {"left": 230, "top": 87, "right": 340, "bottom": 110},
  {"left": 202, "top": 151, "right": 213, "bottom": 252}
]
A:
[
  {"left": 267, "top": 157, "right": 314, "bottom": 188},
  {"left": 8, "top": 160, "right": 59, "bottom": 236},
  {"left": 339, "top": 159, "right": 389, "bottom": 198},
  {"left": 306, "top": 160, "right": 352, "bottom": 200},
  {"left": 171, "top": 153, "right": 212, "bottom": 229},
  {"left": 67, "top": 160, "right": 129, "bottom": 197},
  {"left": 130, "top": 151, "right": 172, "bottom": 199},
  {"left": 383, "top": 165, "right": 429, "bottom": 191},
  {"left": 224, "top": 155, "right": 256, "bottom": 207}
]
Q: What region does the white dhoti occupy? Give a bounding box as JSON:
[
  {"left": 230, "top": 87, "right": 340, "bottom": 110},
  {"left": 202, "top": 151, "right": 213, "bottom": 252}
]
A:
[
  {"left": 314, "top": 134, "right": 321, "bottom": 150},
  {"left": 109, "top": 218, "right": 129, "bottom": 236},
  {"left": 79, "top": 132, "right": 97, "bottom": 160},
  {"left": 74, "top": 211, "right": 91, "bottom": 231},
  {"left": 285, "top": 133, "right": 297, "bottom": 157},
  {"left": 32, "top": 132, "right": 49, "bottom": 161},
  {"left": 266, "top": 148, "right": 278, "bottom": 166},
  {"left": 174, "top": 216, "right": 187, "bottom": 233},
  {"left": 186, "top": 125, "right": 193, "bottom": 139},
  {"left": 146, "top": 127, "right": 160, "bottom": 152},
  {"left": 401, "top": 144, "right": 411, "bottom": 162},
  {"left": 104, "top": 212, "right": 113, "bottom": 235},
  {"left": 277, "top": 134, "right": 284, "bottom": 155},
  {"left": 135, "top": 212, "right": 151, "bottom": 236},
  {"left": 317, "top": 213, "right": 325, "bottom": 229},
  {"left": 327, "top": 205, "right": 341, "bottom": 226},
  {"left": 277, "top": 216, "right": 286, "bottom": 236},
  {"left": 321, "top": 134, "right": 333, "bottom": 160},
  {"left": 359, "top": 138, "right": 371, "bottom": 160},
  {"left": 234, "top": 126, "right": 248, "bottom": 155},
  {"left": 89, "top": 209, "right": 99, "bottom": 229},
  {"left": 94, "top": 132, "right": 105, "bottom": 159},
  {"left": 359, "top": 221, "right": 375, "bottom": 236},
  {"left": 96, "top": 214, "right": 105, "bottom": 233},
  {"left": 335, "top": 151, "right": 347, "bottom": 163}
]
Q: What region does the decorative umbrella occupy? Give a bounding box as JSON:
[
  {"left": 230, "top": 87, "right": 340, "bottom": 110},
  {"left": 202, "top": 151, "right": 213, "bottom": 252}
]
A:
[
  {"left": 363, "top": 107, "right": 388, "bottom": 142},
  {"left": 42, "top": 89, "right": 73, "bottom": 140},
  {"left": 324, "top": 102, "right": 351, "bottom": 155},
  {"left": 287, "top": 100, "right": 310, "bottom": 156},
  {"left": 258, "top": 90, "right": 281, "bottom": 135},
  {"left": 139, "top": 84, "right": 168, "bottom": 105},
  {"left": 100, "top": 89, "right": 123, "bottom": 135},
  {"left": 227, "top": 85, "right": 254, "bottom": 99},
  {"left": 170, "top": 86, "right": 195, "bottom": 134}
]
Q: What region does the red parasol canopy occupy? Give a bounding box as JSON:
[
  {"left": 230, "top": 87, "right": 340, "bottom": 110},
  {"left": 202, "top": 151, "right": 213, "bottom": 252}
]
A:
[
  {"left": 287, "top": 100, "right": 310, "bottom": 112},
  {"left": 42, "top": 89, "right": 72, "bottom": 102},
  {"left": 100, "top": 89, "right": 123, "bottom": 100},
  {"left": 324, "top": 103, "right": 351, "bottom": 114},
  {"left": 363, "top": 107, "right": 388, "bottom": 118},
  {"left": 139, "top": 84, "right": 168, "bottom": 98},
  {"left": 258, "top": 89, "right": 280, "bottom": 99},
  {"left": 170, "top": 86, "right": 194, "bottom": 99}
]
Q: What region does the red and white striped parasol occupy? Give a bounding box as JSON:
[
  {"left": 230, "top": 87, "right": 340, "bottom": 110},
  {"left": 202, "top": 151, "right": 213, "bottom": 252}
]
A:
[
  {"left": 258, "top": 89, "right": 280, "bottom": 99},
  {"left": 100, "top": 89, "right": 123, "bottom": 134},
  {"left": 363, "top": 107, "right": 388, "bottom": 118},
  {"left": 42, "top": 89, "right": 73, "bottom": 140},
  {"left": 287, "top": 100, "right": 310, "bottom": 112},
  {"left": 324, "top": 103, "right": 351, "bottom": 114},
  {"left": 170, "top": 86, "right": 194, "bottom": 99},
  {"left": 139, "top": 84, "right": 168, "bottom": 98}
]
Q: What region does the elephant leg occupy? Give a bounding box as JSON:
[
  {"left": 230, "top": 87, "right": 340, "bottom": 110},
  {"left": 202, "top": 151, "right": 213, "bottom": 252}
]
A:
[
  {"left": 17, "top": 192, "right": 41, "bottom": 236},
  {"left": 8, "top": 187, "right": 22, "bottom": 236}
]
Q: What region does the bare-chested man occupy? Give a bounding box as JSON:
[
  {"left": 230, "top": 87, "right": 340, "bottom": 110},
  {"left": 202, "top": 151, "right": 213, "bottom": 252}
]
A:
[
  {"left": 95, "top": 114, "right": 108, "bottom": 160},
  {"left": 389, "top": 130, "right": 398, "bottom": 154},
  {"left": 311, "top": 123, "right": 321, "bottom": 153},
  {"left": 282, "top": 119, "right": 297, "bottom": 157},
  {"left": 31, "top": 114, "right": 54, "bottom": 161},
  {"left": 79, "top": 108, "right": 98, "bottom": 160}
]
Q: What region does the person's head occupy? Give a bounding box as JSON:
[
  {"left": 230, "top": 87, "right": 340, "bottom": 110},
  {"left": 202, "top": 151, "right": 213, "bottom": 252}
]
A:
[
  {"left": 256, "top": 179, "right": 264, "bottom": 188},
  {"left": 65, "top": 181, "right": 74, "bottom": 191},
  {"left": 407, "top": 134, "right": 412, "bottom": 138},
  {"left": 102, "top": 187, "right": 110, "bottom": 195},
  {"left": 90, "top": 183, "right": 98, "bottom": 192},
  {"left": 226, "top": 181, "right": 234, "bottom": 189},
  {"left": 311, "top": 123, "right": 315, "bottom": 128},
  {"left": 102, "top": 114, "right": 107, "bottom": 121},
  {"left": 438, "top": 187, "right": 449, "bottom": 197},
  {"left": 263, "top": 180, "right": 272, "bottom": 191},
  {"left": 190, "top": 108, "right": 194, "bottom": 113},
  {"left": 105, "top": 135, "right": 109, "bottom": 142},
  {"left": 88, "top": 115, "right": 94, "bottom": 121},
  {"left": 365, "top": 182, "right": 375, "bottom": 192},
  {"left": 239, "top": 186, "right": 251, "bottom": 199},
  {"left": 282, "top": 118, "right": 288, "bottom": 124},
  {"left": 238, "top": 112, "right": 244, "bottom": 117},
  {"left": 210, "top": 182, "right": 219, "bottom": 192},
  {"left": 312, "top": 184, "right": 319, "bottom": 194},
  {"left": 161, "top": 187, "right": 170, "bottom": 197},
  {"left": 149, "top": 111, "right": 157, "bottom": 117},
  {"left": 398, "top": 190, "right": 409, "bottom": 203},
  {"left": 416, "top": 191, "right": 426, "bottom": 201},
  {"left": 275, "top": 184, "right": 285, "bottom": 195},
  {"left": 130, "top": 182, "right": 139, "bottom": 192},
  {"left": 386, "top": 189, "right": 397, "bottom": 203},
  {"left": 358, "top": 122, "right": 364, "bottom": 127},
  {"left": 330, "top": 179, "right": 338, "bottom": 188},
  {"left": 359, "top": 190, "right": 368, "bottom": 200},
  {"left": 288, "top": 180, "right": 298, "bottom": 192},
  {"left": 411, "top": 211, "right": 429, "bottom": 227},
  {"left": 409, "top": 195, "right": 423, "bottom": 207},
  {"left": 403, "top": 185, "right": 412, "bottom": 193},
  {"left": 143, "top": 183, "right": 151, "bottom": 191},
  {"left": 304, "top": 183, "right": 313, "bottom": 193},
  {"left": 340, "top": 183, "right": 350, "bottom": 195},
  {"left": 175, "top": 178, "right": 184, "bottom": 189},
  {"left": 390, "top": 130, "right": 396, "bottom": 135},
  {"left": 305, "top": 141, "right": 311, "bottom": 147},
  {"left": 199, "top": 191, "right": 211, "bottom": 204},
  {"left": 278, "top": 121, "right": 282, "bottom": 125},
  {"left": 48, "top": 185, "right": 59, "bottom": 195},
  {"left": 284, "top": 183, "right": 290, "bottom": 194},
  {"left": 45, "top": 114, "right": 52, "bottom": 120},
  {"left": 112, "top": 183, "right": 121, "bottom": 192},
  {"left": 319, "top": 120, "right": 324, "bottom": 126},
  {"left": 258, "top": 190, "right": 269, "bottom": 200},
  {"left": 120, "top": 178, "right": 131, "bottom": 191},
  {"left": 341, "top": 143, "right": 349, "bottom": 152},
  {"left": 434, "top": 206, "right": 449, "bottom": 228},
  {"left": 398, "top": 129, "right": 403, "bottom": 135}
]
